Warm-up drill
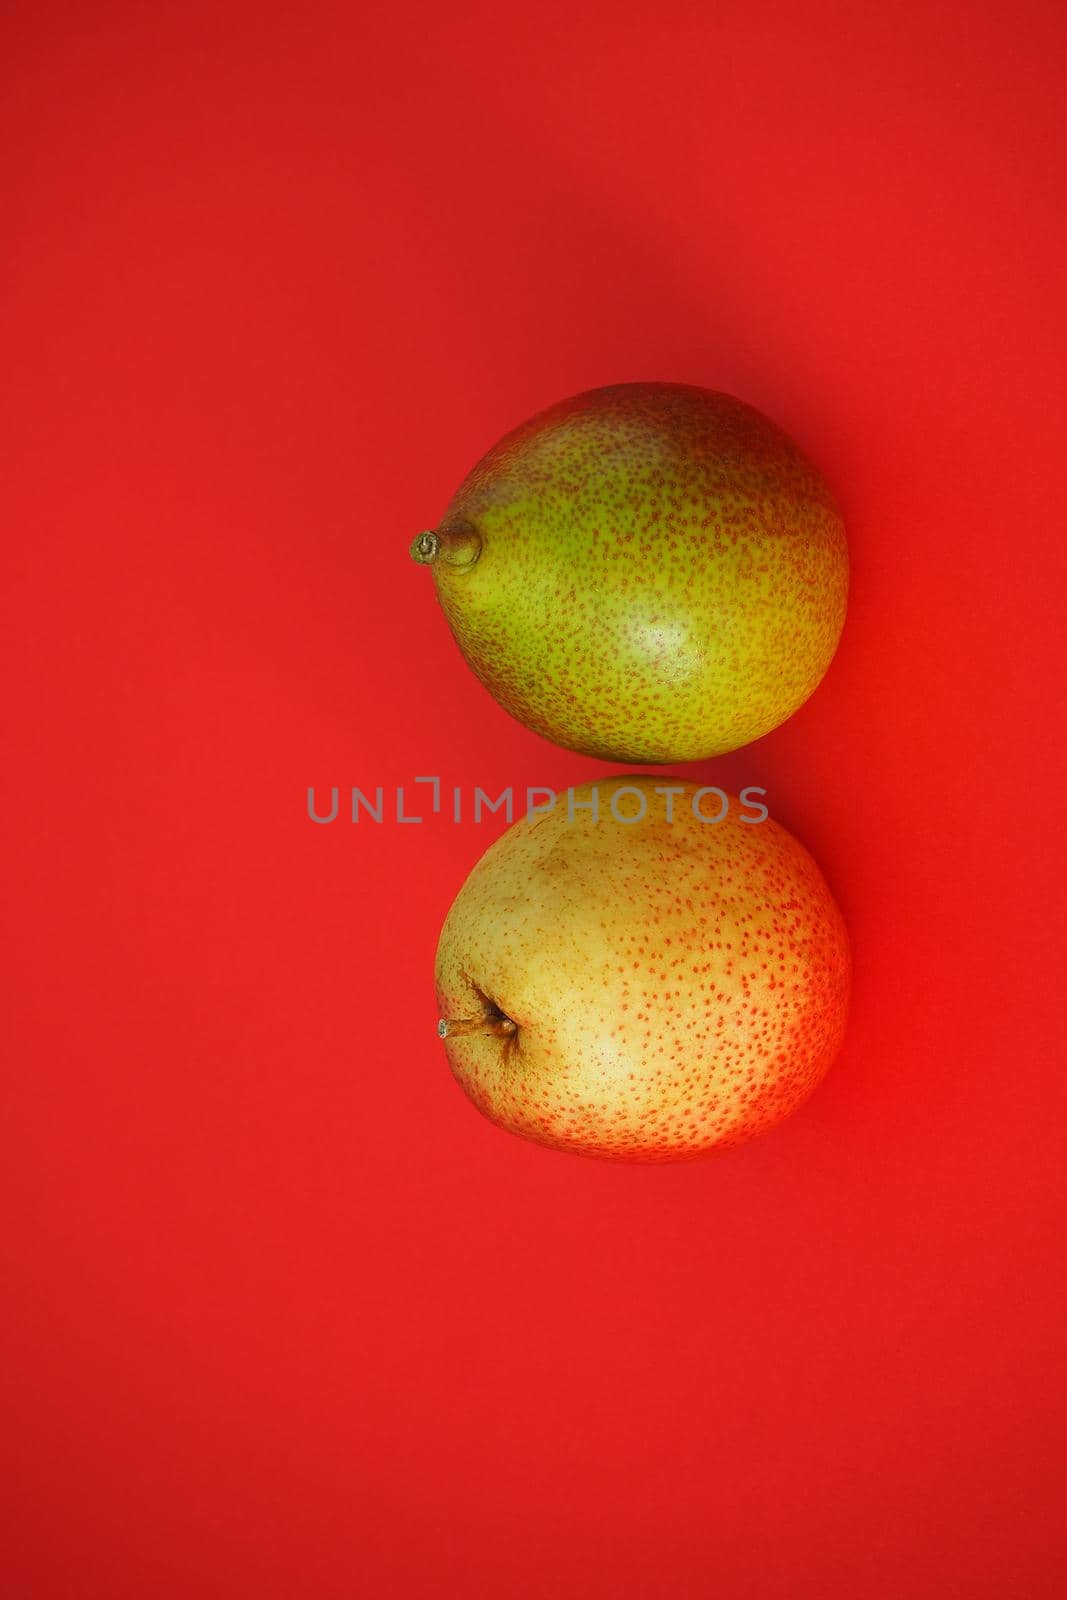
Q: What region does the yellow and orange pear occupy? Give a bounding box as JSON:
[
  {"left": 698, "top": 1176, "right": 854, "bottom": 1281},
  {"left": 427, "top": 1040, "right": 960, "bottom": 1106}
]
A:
[{"left": 434, "top": 778, "right": 849, "bottom": 1162}]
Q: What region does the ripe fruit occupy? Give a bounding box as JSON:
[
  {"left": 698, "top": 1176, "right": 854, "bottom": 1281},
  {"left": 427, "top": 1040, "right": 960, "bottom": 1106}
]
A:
[
  {"left": 412, "top": 383, "right": 848, "bottom": 762},
  {"left": 434, "top": 777, "right": 850, "bottom": 1162}
]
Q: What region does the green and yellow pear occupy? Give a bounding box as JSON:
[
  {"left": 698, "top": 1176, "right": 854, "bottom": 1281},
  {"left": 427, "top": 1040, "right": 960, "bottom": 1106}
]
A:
[
  {"left": 412, "top": 383, "right": 848, "bottom": 762},
  {"left": 435, "top": 777, "right": 850, "bottom": 1162}
]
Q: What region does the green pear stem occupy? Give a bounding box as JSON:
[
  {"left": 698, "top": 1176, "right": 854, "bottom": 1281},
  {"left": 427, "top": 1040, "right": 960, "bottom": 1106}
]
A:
[
  {"left": 410, "top": 523, "right": 481, "bottom": 570},
  {"left": 438, "top": 1014, "right": 518, "bottom": 1040}
]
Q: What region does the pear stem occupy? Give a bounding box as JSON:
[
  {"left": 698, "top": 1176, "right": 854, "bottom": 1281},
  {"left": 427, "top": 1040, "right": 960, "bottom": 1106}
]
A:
[
  {"left": 438, "top": 1014, "right": 518, "bottom": 1040},
  {"left": 410, "top": 523, "right": 481, "bottom": 570}
]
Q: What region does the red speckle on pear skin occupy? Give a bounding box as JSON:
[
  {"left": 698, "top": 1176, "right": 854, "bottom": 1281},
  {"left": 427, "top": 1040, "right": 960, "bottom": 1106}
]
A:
[{"left": 434, "top": 778, "right": 850, "bottom": 1164}]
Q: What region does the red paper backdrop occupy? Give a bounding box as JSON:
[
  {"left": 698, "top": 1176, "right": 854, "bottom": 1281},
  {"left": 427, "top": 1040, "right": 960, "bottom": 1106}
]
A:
[{"left": 4, "top": 2, "right": 1066, "bottom": 1595}]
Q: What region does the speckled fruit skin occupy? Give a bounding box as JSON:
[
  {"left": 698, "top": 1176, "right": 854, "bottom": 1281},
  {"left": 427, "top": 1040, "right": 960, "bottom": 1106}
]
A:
[
  {"left": 435, "top": 777, "right": 850, "bottom": 1163},
  {"left": 422, "top": 383, "right": 848, "bottom": 762}
]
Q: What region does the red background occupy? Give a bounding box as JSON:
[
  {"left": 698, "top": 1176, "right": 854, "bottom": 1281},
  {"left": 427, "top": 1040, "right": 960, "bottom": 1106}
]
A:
[{"left": 4, "top": 2, "right": 1066, "bottom": 1595}]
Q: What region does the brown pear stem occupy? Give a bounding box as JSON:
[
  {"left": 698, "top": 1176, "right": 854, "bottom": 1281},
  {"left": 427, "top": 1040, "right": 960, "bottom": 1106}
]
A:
[
  {"left": 438, "top": 1014, "right": 518, "bottom": 1040},
  {"left": 410, "top": 523, "right": 481, "bottom": 571}
]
